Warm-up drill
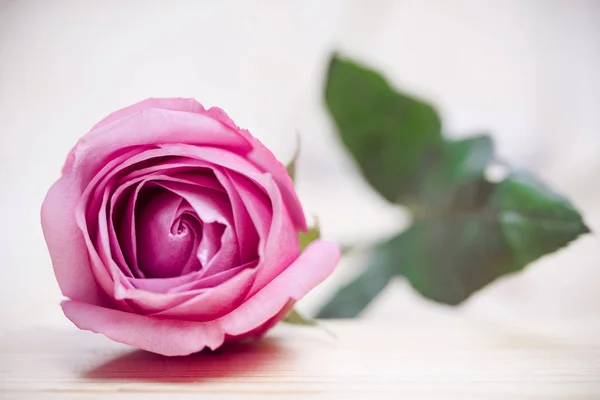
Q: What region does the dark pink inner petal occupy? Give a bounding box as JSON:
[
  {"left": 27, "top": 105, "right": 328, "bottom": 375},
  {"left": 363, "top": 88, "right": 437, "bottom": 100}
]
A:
[
  {"left": 118, "top": 157, "right": 226, "bottom": 193},
  {"left": 111, "top": 170, "right": 251, "bottom": 287},
  {"left": 153, "top": 180, "right": 240, "bottom": 277},
  {"left": 108, "top": 163, "right": 227, "bottom": 279},
  {"left": 196, "top": 222, "right": 226, "bottom": 267},
  {"left": 111, "top": 181, "right": 145, "bottom": 278},
  {"left": 134, "top": 187, "right": 202, "bottom": 279},
  {"left": 80, "top": 146, "right": 274, "bottom": 307},
  {"left": 226, "top": 170, "right": 300, "bottom": 296},
  {"left": 171, "top": 260, "right": 257, "bottom": 293},
  {"left": 111, "top": 174, "right": 234, "bottom": 281},
  {"left": 211, "top": 168, "right": 260, "bottom": 263}
]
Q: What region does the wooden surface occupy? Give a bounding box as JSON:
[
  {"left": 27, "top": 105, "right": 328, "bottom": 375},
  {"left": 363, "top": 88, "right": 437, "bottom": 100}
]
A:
[{"left": 1, "top": 320, "right": 599, "bottom": 399}]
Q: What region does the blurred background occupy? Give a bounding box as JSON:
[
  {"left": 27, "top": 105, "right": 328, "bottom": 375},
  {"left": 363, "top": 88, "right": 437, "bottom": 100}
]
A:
[{"left": 0, "top": 0, "right": 598, "bottom": 336}]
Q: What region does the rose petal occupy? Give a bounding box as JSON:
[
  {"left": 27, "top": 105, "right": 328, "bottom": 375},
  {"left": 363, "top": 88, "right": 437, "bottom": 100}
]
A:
[
  {"left": 224, "top": 170, "right": 273, "bottom": 253},
  {"left": 155, "top": 180, "right": 240, "bottom": 276},
  {"left": 226, "top": 172, "right": 299, "bottom": 295},
  {"left": 203, "top": 106, "right": 307, "bottom": 232},
  {"left": 110, "top": 183, "right": 144, "bottom": 277},
  {"left": 150, "top": 144, "right": 300, "bottom": 289},
  {"left": 227, "top": 300, "right": 295, "bottom": 343},
  {"left": 80, "top": 170, "right": 215, "bottom": 298},
  {"left": 90, "top": 97, "right": 304, "bottom": 232},
  {"left": 219, "top": 240, "right": 339, "bottom": 335},
  {"left": 120, "top": 153, "right": 260, "bottom": 265},
  {"left": 120, "top": 158, "right": 224, "bottom": 193},
  {"left": 66, "top": 107, "right": 252, "bottom": 185},
  {"left": 41, "top": 176, "right": 107, "bottom": 305},
  {"left": 110, "top": 172, "right": 229, "bottom": 291},
  {"left": 195, "top": 222, "right": 225, "bottom": 267},
  {"left": 127, "top": 259, "right": 252, "bottom": 294},
  {"left": 117, "top": 174, "right": 145, "bottom": 277},
  {"left": 104, "top": 165, "right": 225, "bottom": 280},
  {"left": 81, "top": 146, "right": 250, "bottom": 282},
  {"left": 127, "top": 273, "right": 198, "bottom": 293},
  {"left": 134, "top": 188, "right": 201, "bottom": 279},
  {"left": 75, "top": 194, "right": 135, "bottom": 312},
  {"left": 106, "top": 185, "right": 135, "bottom": 277},
  {"left": 169, "top": 262, "right": 253, "bottom": 293},
  {"left": 97, "top": 189, "right": 133, "bottom": 279},
  {"left": 61, "top": 300, "right": 225, "bottom": 357},
  {"left": 211, "top": 168, "right": 260, "bottom": 263},
  {"left": 110, "top": 153, "right": 254, "bottom": 267},
  {"left": 96, "top": 150, "right": 294, "bottom": 296},
  {"left": 80, "top": 147, "right": 152, "bottom": 279},
  {"left": 107, "top": 161, "right": 221, "bottom": 278},
  {"left": 115, "top": 266, "right": 256, "bottom": 317},
  {"left": 61, "top": 240, "right": 339, "bottom": 356},
  {"left": 91, "top": 98, "right": 206, "bottom": 130},
  {"left": 149, "top": 266, "right": 256, "bottom": 320}
]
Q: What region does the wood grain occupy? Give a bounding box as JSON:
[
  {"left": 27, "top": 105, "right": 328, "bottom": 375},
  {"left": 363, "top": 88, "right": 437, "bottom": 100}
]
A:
[{"left": 1, "top": 320, "right": 599, "bottom": 399}]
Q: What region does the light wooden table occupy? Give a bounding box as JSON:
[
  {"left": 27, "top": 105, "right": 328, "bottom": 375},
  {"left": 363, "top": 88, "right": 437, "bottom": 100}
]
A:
[{"left": 1, "top": 320, "right": 599, "bottom": 399}]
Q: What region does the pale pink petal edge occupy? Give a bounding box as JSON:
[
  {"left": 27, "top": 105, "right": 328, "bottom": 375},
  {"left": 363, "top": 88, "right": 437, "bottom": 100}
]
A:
[
  {"left": 61, "top": 240, "right": 340, "bottom": 356},
  {"left": 91, "top": 97, "right": 306, "bottom": 231}
]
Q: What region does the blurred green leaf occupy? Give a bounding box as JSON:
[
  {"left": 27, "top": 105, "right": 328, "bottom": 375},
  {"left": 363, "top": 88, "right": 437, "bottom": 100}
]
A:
[
  {"left": 397, "top": 216, "right": 514, "bottom": 305},
  {"left": 414, "top": 135, "right": 495, "bottom": 215},
  {"left": 319, "top": 53, "right": 590, "bottom": 316},
  {"left": 285, "top": 134, "right": 301, "bottom": 183},
  {"left": 318, "top": 135, "right": 499, "bottom": 314},
  {"left": 402, "top": 172, "right": 589, "bottom": 304},
  {"left": 492, "top": 171, "right": 590, "bottom": 266},
  {"left": 437, "top": 135, "right": 494, "bottom": 183},
  {"left": 325, "top": 54, "right": 443, "bottom": 203},
  {"left": 285, "top": 137, "right": 323, "bottom": 254},
  {"left": 319, "top": 171, "right": 588, "bottom": 314},
  {"left": 283, "top": 308, "right": 317, "bottom": 326},
  {"left": 299, "top": 218, "right": 320, "bottom": 251},
  {"left": 316, "top": 249, "right": 396, "bottom": 318}
]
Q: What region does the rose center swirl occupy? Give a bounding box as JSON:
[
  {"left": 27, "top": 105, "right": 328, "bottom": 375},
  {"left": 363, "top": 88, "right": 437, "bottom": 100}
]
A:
[{"left": 134, "top": 188, "right": 204, "bottom": 279}]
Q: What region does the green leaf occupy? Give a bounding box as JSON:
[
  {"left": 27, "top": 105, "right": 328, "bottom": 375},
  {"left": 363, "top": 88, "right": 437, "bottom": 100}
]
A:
[
  {"left": 285, "top": 133, "right": 301, "bottom": 182},
  {"left": 299, "top": 217, "right": 320, "bottom": 251},
  {"left": 283, "top": 309, "right": 338, "bottom": 339},
  {"left": 431, "top": 135, "right": 494, "bottom": 187},
  {"left": 317, "top": 170, "right": 589, "bottom": 312},
  {"left": 414, "top": 135, "right": 495, "bottom": 215},
  {"left": 493, "top": 171, "right": 590, "bottom": 266},
  {"left": 316, "top": 245, "right": 397, "bottom": 318},
  {"left": 397, "top": 216, "right": 514, "bottom": 305},
  {"left": 400, "top": 172, "right": 589, "bottom": 305},
  {"left": 283, "top": 308, "right": 317, "bottom": 326},
  {"left": 324, "top": 54, "right": 443, "bottom": 203},
  {"left": 320, "top": 54, "right": 590, "bottom": 314}
]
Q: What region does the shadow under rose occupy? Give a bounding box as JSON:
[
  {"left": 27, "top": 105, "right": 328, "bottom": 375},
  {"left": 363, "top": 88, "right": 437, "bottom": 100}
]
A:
[{"left": 84, "top": 337, "right": 290, "bottom": 383}]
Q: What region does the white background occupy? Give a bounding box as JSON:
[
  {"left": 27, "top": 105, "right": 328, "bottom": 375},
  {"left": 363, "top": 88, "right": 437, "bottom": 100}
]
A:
[{"left": 1, "top": 0, "right": 599, "bottom": 334}]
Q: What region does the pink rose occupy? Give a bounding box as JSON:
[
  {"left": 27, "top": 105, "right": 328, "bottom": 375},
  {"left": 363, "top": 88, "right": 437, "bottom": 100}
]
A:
[{"left": 41, "top": 98, "right": 340, "bottom": 356}]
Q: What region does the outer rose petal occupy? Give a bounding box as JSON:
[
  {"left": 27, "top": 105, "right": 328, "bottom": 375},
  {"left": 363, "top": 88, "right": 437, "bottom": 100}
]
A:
[
  {"left": 91, "top": 98, "right": 206, "bottom": 130},
  {"left": 41, "top": 177, "right": 107, "bottom": 305},
  {"left": 61, "top": 240, "right": 340, "bottom": 356},
  {"left": 65, "top": 107, "right": 252, "bottom": 184},
  {"left": 227, "top": 300, "right": 295, "bottom": 343},
  {"left": 90, "top": 97, "right": 306, "bottom": 231},
  {"left": 43, "top": 105, "right": 252, "bottom": 302},
  {"left": 218, "top": 240, "right": 339, "bottom": 335},
  {"left": 203, "top": 106, "right": 307, "bottom": 232},
  {"left": 61, "top": 301, "right": 225, "bottom": 356}
]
